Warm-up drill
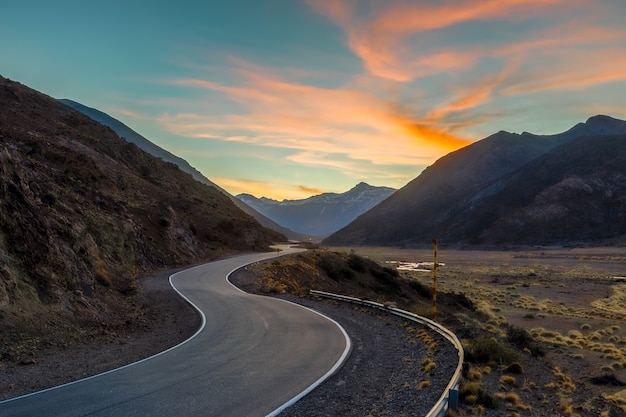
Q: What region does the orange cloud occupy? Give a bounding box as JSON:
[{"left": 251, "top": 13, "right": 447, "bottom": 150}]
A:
[
  {"left": 298, "top": 185, "right": 325, "bottom": 195},
  {"left": 308, "top": 0, "right": 568, "bottom": 81},
  {"left": 402, "top": 122, "right": 471, "bottom": 151},
  {"left": 214, "top": 176, "right": 332, "bottom": 200},
  {"left": 161, "top": 64, "right": 471, "bottom": 171}
]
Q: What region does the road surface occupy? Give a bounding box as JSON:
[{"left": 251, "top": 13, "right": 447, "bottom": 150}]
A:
[{"left": 0, "top": 247, "right": 350, "bottom": 416}]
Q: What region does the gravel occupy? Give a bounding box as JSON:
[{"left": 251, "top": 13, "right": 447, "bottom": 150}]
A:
[{"left": 270, "top": 295, "right": 458, "bottom": 417}]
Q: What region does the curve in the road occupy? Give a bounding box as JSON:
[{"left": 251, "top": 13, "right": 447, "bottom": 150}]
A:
[{"left": 0, "top": 247, "right": 351, "bottom": 417}]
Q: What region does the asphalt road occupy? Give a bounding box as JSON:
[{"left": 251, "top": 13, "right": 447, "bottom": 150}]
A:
[{"left": 0, "top": 247, "right": 350, "bottom": 417}]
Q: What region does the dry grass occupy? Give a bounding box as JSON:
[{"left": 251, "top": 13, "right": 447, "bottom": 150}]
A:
[
  {"left": 328, "top": 246, "right": 626, "bottom": 415},
  {"left": 604, "top": 388, "right": 626, "bottom": 412},
  {"left": 591, "top": 283, "right": 626, "bottom": 314},
  {"left": 423, "top": 359, "right": 437, "bottom": 373},
  {"left": 417, "top": 380, "right": 431, "bottom": 390},
  {"left": 500, "top": 375, "right": 516, "bottom": 386},
  {"left": 467, "top": 367, "right": 483, "bottom": 381}
]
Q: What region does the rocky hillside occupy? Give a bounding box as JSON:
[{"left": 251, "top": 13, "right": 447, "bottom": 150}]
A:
[
  {"left": 0, "top": 75, "right": 283, "bottom": 351},
  {"left": 324, "top": 116, "right": 626, "bottom": 247},
  {"left": 59, "top": 99, "right": 219, "bottom": 189},
  {"left": 237, "top": 182, "right": 395, "bottom": 236},
  {"left": 59, "top": 98, "right": 303, "bottom": 241}
]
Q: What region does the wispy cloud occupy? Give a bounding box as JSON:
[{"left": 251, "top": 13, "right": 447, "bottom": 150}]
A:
[
  {"left": 212, "top": 176, "right": 328, "bottom": 200},
  {"left": 499, "top": 48, "right": 626, "bottom": 95},
  {"left": 159, "top": 61, "right": 471, "bottom": 174},
  {"left": 307, "top": 0, "right": 569, "bottom": 82},
  {"left": 298, "top": 185, "right": 325, "bottom": 196}
]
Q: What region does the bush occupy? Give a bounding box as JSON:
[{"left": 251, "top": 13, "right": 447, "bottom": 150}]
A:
[
  {"left": 347, "top": 253, "right": 367, "bottom": 272},
  {"left": 459, "top": 380, "right": 498, "bottom": 408},
  {"left": 506, "top": 324, "right": 546, "bottom": 357},
  {"left": 465, "top": 337, "right": 520, "bottom": 365},
  {"left": 371, "top": 267, "right": 400, "bottom": 290},
  {"left": 409, "top": 280, "right": 432, "bottom": 298},
  {"left": 506, "top": 324, "right": 533, "bottom": 348},
  {"left": 503, "top": 362, "right": 525, "bottom": 374},
  {"left": 318, "top": 253, "right": 353, "bottom": 281}
]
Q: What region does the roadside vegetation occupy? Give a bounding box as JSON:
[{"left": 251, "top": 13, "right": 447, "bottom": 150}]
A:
[{"left": 244, "top": 246, "right": 626, "bottom": 416}]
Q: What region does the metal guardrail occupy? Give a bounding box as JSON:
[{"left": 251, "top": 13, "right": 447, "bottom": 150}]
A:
[{"left": 310, "top": 290, "right": 464, "bottom": 417}]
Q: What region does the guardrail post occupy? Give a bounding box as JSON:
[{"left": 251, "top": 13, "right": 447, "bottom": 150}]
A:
[{"left": 448, "top": 388, "right": 458, "bottom": 411}]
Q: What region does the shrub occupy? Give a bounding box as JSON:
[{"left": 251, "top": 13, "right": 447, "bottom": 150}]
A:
[
  {"left": 417, "top": 380, "right": 430, "bottom": 390},
  {"left": 465, "top": 337, "right": 520, "bottom": 365},
  {"left": 504, "top": 362, "right": 524, "bottom": 374},
  {"left": 409, "top": 280, "right": 432, "bottom": 298},
  {"left": 506, "top": 324, "right": 545, "bottom": 357},
  {"left": 502, "top": 392, "right": 520, "bottom": 404},
  {"left": 347, "top": 253, "right": 367, "bottom": 272},
  {"left": 318, "top": 253, "right": 353, "bottom": 281},
  {"left": 506, "top": 324, "right": 532, "bottom": 347},
  {"left": 459, "top": 380, "right": 498, "bottom": 408},
  {"left": 500, "top": 375, "right": 516, "bottom": 385},
  {"left": 467, "top": 367, "right": 482, "bottom": 381},
  {"left": 423, "top": 358, "right": 437, "bottom": 373},
  {"left": 464, "top": 394, "right": 478, "bottom": 405},
  {"left": 371, "top": 266, "right": 399, "bottom": 284}
]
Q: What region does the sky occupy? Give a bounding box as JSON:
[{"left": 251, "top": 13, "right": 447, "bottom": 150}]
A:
[{"left": 2, "top": 0, "right": 626, "bottom": 200}]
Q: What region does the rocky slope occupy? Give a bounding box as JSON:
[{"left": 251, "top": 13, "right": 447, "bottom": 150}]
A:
[
  {"left": 59, "top": 98, "right": 304, "bottom": 241},
  {"left": 238, "top": 182, "right": 395, "bottom": 236},
  {"left": 324, "top": 116, "right": 626, "bottom": 247},
  {"left": 0, "top": 75, "right": 283, "bottom": 359}
]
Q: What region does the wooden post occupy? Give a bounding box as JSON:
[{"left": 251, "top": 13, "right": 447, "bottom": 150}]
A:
[{"left": 432, "top": 238, "right": 438, "bottom": 321}]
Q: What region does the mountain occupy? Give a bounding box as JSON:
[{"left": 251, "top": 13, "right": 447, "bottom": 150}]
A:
[
  {"left": 237, "top": 182, "right": 396, "bottom": 236},
  {"left": 324, "top": 115, "right": 626, "bottom": 247},
  {"left": 454, "top": 133, "right": 626, "bottom": 245},
  {"left": 59, "top": 99, "right": 222, "bottom": 188},
  {"left": 59, "top": 99, "right": 304, "bottom": 240},
  {"left": 0, "top": 75, "right": 284, "bottom": 345}
]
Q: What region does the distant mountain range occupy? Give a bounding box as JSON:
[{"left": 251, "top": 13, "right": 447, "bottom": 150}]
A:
[
  {"left": 59, "top": 99, "right": 305, "bottom": 241},
  {"left": 324, "top": 115, "right": 626, "bottom": 247},
  {"left": 238, "top": 182, "right": 396, "bottom": 236}
]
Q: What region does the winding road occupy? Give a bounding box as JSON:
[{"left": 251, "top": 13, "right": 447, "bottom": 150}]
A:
[{"left": 0, "top": 246, "right": 351, "bottom": 417}]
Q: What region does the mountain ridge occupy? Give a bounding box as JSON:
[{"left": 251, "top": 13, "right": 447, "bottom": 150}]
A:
[
  {"left": 237, "top": 182, "right": 395, "bottom": 236},
  {"left": 59, "top": 99, "right": 218, "bottom": 188},
  {"left": 324, "top": 115, "right": 626, "bottom": 247},
  {"left": 59, "top": 98, "right": 305, "bottom": 241}
]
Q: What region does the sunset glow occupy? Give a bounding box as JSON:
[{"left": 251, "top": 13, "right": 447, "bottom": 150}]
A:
[{"left": 2, "top": 0, "right": 626, "bottom": 199}]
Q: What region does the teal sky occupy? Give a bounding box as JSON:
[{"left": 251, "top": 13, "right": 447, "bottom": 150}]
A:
[{"left": 2, "top": 0, "right": 626, "bottom": 199}]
